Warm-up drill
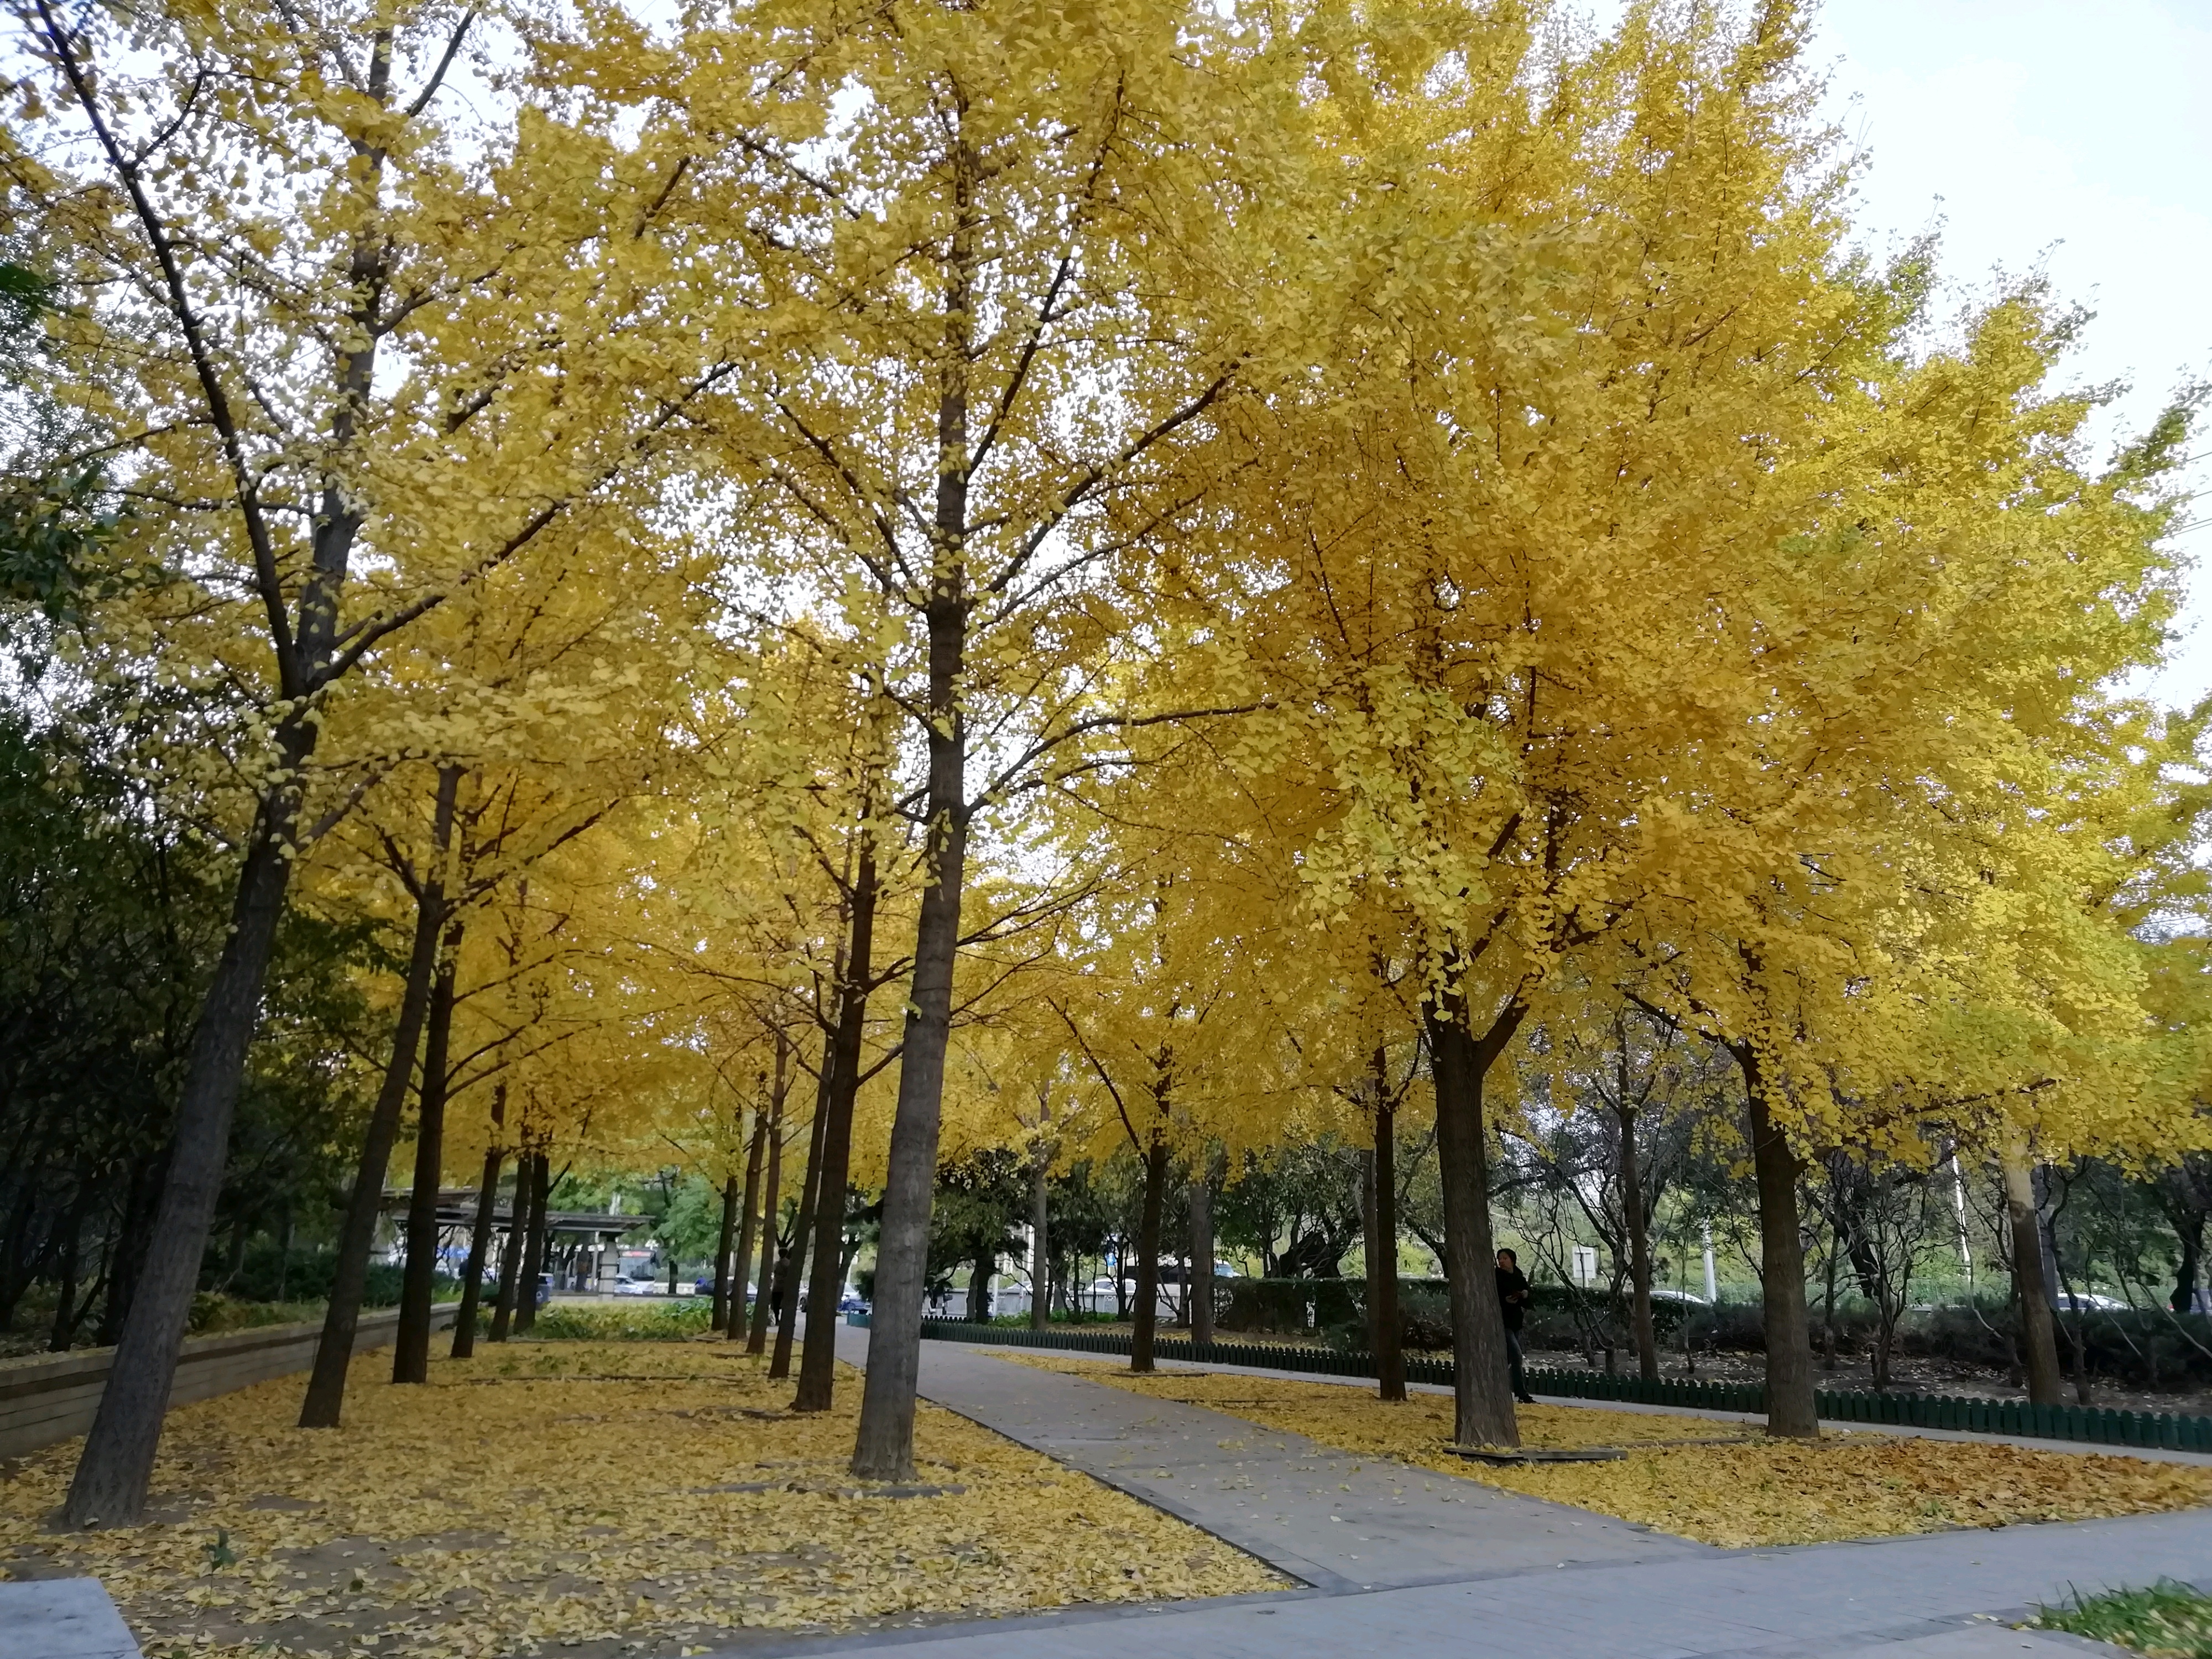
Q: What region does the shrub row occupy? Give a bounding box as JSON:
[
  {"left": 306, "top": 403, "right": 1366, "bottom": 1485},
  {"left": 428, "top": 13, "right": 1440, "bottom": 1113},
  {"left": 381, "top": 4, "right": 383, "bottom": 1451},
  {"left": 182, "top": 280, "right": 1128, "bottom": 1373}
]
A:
[
  {"left": 875, "top": 1314, "right": 2212, "bottom": 1452},
  {"left": 1212, "top": 1276, "right": 2212, "bottom": 1389}
]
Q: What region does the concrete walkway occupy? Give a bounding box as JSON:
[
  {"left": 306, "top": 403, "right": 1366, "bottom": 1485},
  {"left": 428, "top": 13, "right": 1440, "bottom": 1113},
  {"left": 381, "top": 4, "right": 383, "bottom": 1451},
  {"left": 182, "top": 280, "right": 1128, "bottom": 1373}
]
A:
[{"left": 772, "top": 1327, "right": 2212, "bottom": 1659}]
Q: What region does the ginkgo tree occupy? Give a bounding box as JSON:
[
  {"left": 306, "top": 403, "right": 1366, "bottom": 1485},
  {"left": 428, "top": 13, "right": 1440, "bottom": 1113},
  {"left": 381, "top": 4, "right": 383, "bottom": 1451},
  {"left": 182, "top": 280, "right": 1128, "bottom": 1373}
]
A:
[
  {"left": 589, "top": 0, "right": 1343, "bottom": 1476},
  {"left": 7, "top": 0, "right": 754, "bottom": 1522}
]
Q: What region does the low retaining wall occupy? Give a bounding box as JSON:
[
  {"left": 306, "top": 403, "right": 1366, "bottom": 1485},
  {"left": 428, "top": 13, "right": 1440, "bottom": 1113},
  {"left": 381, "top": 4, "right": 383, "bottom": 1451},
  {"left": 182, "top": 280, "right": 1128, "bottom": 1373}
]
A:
[
  {"left": 0, "top": 1305, "right": 456, "bottom": 1460},
  {"left": 857, "top": 1314, "right": 2212, "bottom": 1454}
]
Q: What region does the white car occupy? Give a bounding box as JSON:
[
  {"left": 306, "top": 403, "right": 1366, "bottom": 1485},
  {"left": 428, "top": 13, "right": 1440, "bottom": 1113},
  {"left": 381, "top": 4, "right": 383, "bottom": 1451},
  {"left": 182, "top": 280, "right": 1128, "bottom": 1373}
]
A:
[{"left": 614, "top": 1277, "right": 659, "bottom": 1296}]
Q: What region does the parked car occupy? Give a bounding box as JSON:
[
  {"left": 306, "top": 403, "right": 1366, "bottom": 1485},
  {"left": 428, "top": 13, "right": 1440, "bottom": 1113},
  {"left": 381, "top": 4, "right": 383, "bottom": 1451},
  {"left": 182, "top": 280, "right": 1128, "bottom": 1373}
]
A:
[{"left": 2055, "top": 1291, "right": 2130, "bottom": 1312}]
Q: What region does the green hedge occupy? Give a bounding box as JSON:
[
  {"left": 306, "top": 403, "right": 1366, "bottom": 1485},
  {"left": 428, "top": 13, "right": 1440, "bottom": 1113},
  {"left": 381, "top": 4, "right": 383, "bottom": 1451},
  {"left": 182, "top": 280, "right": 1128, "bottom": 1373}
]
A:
[
  {"left": 854, "top": 1314, "right": 2212, "bottom": 1453},
  {"left": 528, "top": 1301, "right": 717, "bottom": 1340}
]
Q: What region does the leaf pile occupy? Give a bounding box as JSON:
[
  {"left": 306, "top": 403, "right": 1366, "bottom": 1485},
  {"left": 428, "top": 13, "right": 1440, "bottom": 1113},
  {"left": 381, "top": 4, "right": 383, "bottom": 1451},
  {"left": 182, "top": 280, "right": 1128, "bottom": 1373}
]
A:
[
  {"left": 0, "top": 1343, "right": 1281, "bottom": 1658},
  {"left": 1007, "top": 1357, "right": 2212, "bottom": 1547}
]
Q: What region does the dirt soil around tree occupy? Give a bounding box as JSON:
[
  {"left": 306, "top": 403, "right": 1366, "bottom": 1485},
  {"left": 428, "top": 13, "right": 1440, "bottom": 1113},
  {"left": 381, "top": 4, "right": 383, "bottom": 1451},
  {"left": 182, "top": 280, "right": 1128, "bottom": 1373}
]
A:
[
  {"left": 1001, "top": 1355, "right": 2212, "bottom": 1549},
  {"left": 0, "top": 1342, "right": 1281, "bottom": 1659}
]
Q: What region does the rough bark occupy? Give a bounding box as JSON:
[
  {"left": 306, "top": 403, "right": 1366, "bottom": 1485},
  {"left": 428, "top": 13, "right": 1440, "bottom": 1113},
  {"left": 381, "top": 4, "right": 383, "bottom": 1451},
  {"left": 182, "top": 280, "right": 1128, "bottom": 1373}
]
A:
[
  {"left": 1030, "top": 1149, "right": 1050, "bottom": 1333},
  {"left": 299, "top": 766, "right": 459, "bottom": 1428},
  {"left": 966, "top": 1253, "right": 993, "bottom": 1323},
  {"left": 1617, "top": 1103, "right": 1660, "bottom": 1383},
  {"left": 1741, "top": 1050, "right": 1817, "bottom": 1437},
  {"left": 95, "top": 1153, "right": 162, "bottom": 1347},
  {"left": 1370, "top": 1074, "right": 1405, "bottom": 1401},
  {"left": 515, "top": 1152, "right": 550, "bottom": 1333},
  {"left": 1188, "top": 1155, "right": 1213, "bottom": 1349},
  {"left": 797, "top": 838, "right": 879, "bottom": 1412},
  {"left": 1130, "top": 1136, "right": 1169, "bottom": 1373},
  {"left": 395, "top": 928, "right": 461, "bottom": 1384},
  {"left": 45, "top": 1187, "right": 89, "bottom": 1354},
  {"left": 63, "top": 741, "right": 311, "bottom": 1526},
  {"left": 728, "top": 1108, "right": 766, "bottom": 1343},
  {"left": 712, "top": 1175, "right": 739, "bottom": 1333},
  {"left": 2001, "top": 1139, "right": 2066, "bottom": 1405},
  {"left": 488, "top": 1146, "right": 531, "bottom": 1343},
  {"left": 1423, "top": 990, "right": 1522, "bottom": 1448},
  {"left": 770, "top": 1064, "right": 831, "bottom": 1380},
  {"left": 851, "top": 152, "right": 976, "bottom": 1480},
  {"left": 747, "top": 1102, "right": 784, "bottom": 1355},
  {"left": 450, "top": 1137, "right": 503, "bottom": 1360}
]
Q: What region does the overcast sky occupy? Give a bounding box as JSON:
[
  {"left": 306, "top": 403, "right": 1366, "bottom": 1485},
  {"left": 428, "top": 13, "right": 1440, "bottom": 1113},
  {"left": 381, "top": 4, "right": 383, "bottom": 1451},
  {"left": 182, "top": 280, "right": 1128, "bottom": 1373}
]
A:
[{"left": 1796, "top": 0, "right": 2212, "bottom": 709}]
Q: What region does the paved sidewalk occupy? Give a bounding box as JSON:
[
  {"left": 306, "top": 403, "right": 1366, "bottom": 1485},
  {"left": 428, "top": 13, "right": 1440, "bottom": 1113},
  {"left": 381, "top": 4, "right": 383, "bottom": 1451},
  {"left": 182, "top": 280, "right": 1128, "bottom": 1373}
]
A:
[
  {"left": 2, "top": 1576, "right": 140, "bottom": 1658},
  {"left": 777, "top": 1326, "right": 2212, "bottom": 1659},
  {"left": 852, "top": 1332, "right": 1710, "bottom": 1593}
]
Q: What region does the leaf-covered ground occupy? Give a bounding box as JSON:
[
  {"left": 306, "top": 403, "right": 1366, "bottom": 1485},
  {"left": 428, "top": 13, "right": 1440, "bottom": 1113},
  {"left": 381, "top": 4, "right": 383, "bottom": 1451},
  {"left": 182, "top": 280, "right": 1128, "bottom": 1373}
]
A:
[
  {"left": 1003, "top": 1356, "right": 2212, "bottom": 1547},
  {"left": 0, "top": 1343, "right": 1281, "bottom": 1658}
]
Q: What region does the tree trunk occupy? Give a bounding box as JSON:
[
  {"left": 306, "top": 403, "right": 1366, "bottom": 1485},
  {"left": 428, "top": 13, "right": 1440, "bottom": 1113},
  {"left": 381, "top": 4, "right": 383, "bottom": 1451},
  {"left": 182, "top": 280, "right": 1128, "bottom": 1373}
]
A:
[
  {"left": 770, "top": 1064, "right": 831, "bottom": 1380},
  {"left": 712, "top": 1175, "right": 739, "bottom": 1332},
  {"left": 450, "top": 1138, "right": 503, "bottom": 1360},
  {"left": 395, "top": 926, "right": 461, "bottom": 1384},
  {"left": 1370, "top": 1072, "right": 1404, "bottom": 1400},
  {"left": 797, "top": 837, "right": 879, "bottom": 1412},
  {"left": 515, "top": 1152, "right": 550, "bottom": 1333},
  {"left": 1617, "top": 1103, "right": 1659, "bottom": 1383},
  {"left": 1741, "top": 1050, "right": 1817, "bottom": 1437},
  {"left": 966, "top": 1253, "right": 993, "bottom": 1323},
  {"left": 488, "top": 1146, "right": 531, "bottom": 1343},
  {"left": 97, "top": 1152, "right": 163, "bottom": 1347},
  {"left": 64, "top": 718, "right": 319, "bottom": 1527},
  {"left": 2001, "top": 1139, "right": 2065, "bottom": 1405},
  {"left": 2174, "top": 1212, "right": 2204, "bottom": 1315},
  {"left": 45, "top": 1187, "right": 88, "bottom": 1354},
  {"left": 1189, "top": 1154, "right": 1214, "bottom": 1349},
  {"left": 1131, "top": 1136, "right": 1169, "bottom": 1373},
  {"left": 1423, "top": 989, "right": 1521, "bottom": 1448},
  {"left": 1030, "top": 1149, "right": 1051, "bottom": 1333},
  {"left": 748, "top": 1103, "right": 785, "bottom": 1355},
  {"left": 299, "top": 766, "right": 459, "bottom": 1427},
  {"left": 851, "top": 769, "right": 967, "bottom": 1475},
  {"left": 852, "top": 201, "right": 977, "bottom": 1475},
  {"left": 728, "top": 1108, "right": 766, "bottom": 1343}
]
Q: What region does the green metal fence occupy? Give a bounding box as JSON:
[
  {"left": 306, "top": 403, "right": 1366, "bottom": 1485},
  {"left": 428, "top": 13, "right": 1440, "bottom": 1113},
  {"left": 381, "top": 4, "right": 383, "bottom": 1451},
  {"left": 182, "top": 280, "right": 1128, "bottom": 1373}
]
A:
[{"left": 848, "top": 1313, "right": 2212, "bottom": 1453}]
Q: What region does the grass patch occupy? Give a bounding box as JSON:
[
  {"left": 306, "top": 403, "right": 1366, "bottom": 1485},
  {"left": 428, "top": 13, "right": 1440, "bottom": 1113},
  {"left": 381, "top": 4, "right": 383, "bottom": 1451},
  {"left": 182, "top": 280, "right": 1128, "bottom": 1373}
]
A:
[
  {"left": 999, "top": 1355, "right": 2212, "bottom": 1548},
  {"left": 2035, "top": 1582, "right": 2212, "bottom": 1657},
  {"left": 1, "top": 1342, "right": 1280, "bottom": 1658},
  {"left": 529, "top": 1300, "right": 717, "bottom": 1340}
]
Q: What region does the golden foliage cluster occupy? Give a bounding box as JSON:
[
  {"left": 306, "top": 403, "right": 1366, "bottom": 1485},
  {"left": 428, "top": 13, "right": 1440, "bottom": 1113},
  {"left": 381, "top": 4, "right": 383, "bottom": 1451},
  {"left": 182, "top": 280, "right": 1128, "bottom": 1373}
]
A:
[
  {"left": 1008, "top": 1357, "right": 2212, "bottom": 1548},
  {"left": 0, "top": 1345, "right": 1280, "bottom": 1656}
]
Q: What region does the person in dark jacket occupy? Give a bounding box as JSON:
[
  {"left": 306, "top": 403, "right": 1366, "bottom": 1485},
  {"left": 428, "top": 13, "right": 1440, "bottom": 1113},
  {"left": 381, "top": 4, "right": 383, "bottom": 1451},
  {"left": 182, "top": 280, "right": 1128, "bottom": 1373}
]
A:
[{"left": 1495, "top": 1248, "right": 1535, "bottom": 1404}]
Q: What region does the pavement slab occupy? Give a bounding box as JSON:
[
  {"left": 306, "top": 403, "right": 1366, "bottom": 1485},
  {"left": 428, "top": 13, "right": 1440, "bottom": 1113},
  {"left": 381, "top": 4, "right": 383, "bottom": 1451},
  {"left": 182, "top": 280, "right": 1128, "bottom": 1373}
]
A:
[
  {"left": 0, "top": 1576, "right": 143, "bottom": 1659},
  {"left": 780, "top": 1327, "right": 2212, "bottom": 1659},
  {"left": 862, "top": 1332, "right": 1713, "bottom": 1592}
]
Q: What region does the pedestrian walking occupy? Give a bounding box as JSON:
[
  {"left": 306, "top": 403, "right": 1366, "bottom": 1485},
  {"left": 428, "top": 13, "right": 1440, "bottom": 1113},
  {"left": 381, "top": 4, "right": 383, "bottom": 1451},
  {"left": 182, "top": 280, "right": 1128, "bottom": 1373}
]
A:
[{"left": 1495, "top": 1248, "right": 1535, "bottom": 1404}]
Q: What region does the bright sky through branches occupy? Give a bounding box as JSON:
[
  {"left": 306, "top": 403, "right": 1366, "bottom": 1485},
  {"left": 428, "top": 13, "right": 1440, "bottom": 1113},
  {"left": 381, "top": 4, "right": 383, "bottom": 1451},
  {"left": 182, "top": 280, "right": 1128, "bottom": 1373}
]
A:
[
  {"left": 1810, "top": 0, "right": 2212, "bottom": 707},
  {"left": 1577, "top": 1, "right": 2211, "bottom": 704}
]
